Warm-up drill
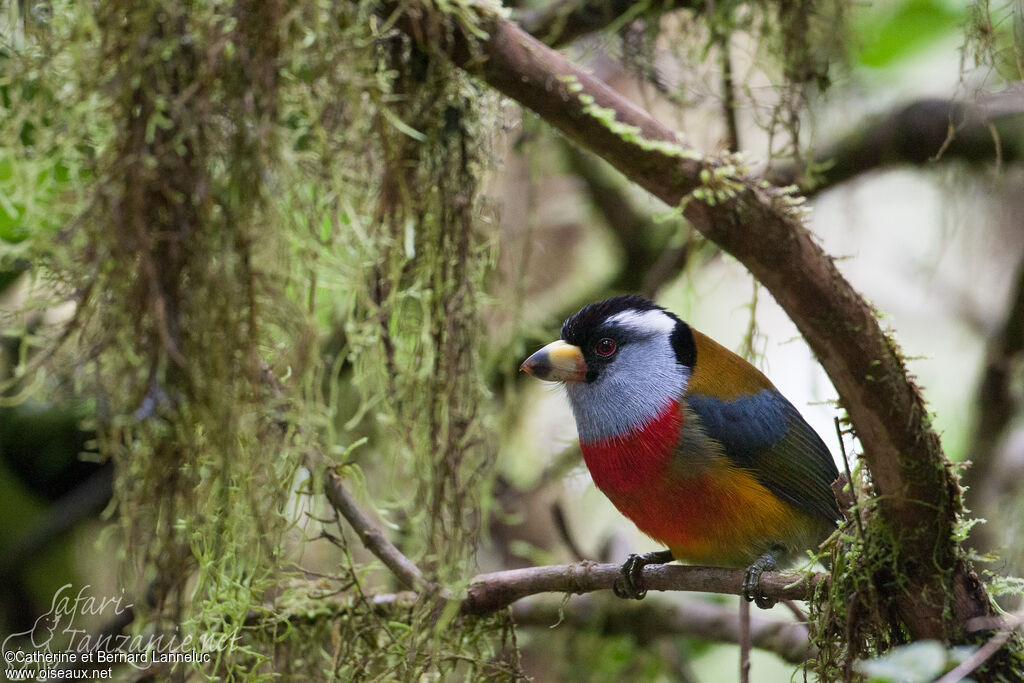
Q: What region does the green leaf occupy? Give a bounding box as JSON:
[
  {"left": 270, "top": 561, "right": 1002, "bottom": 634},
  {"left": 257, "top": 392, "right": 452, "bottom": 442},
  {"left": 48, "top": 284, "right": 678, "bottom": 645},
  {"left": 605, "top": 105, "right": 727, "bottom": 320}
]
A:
[{"left": 854, "top": 0, "right": 964, "bottom": 68}]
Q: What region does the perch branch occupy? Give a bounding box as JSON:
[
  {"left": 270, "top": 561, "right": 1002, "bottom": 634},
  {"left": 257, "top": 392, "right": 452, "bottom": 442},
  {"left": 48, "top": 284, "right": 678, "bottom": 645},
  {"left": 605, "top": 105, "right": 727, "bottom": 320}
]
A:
[
  {"left": 376, "top": 0, "right": 996, "bottom": 644},
  {"left": 463, "top": 562, "right": 825, "bottom": 615}
]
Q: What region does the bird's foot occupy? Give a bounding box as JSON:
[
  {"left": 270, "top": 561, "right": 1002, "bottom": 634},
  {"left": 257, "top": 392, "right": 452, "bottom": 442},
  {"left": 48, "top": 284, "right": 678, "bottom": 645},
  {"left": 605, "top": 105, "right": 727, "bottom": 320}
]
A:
[
  {"left": 613, "top": 549, "right": 674, "bottom": 600},
  {"left": 742, "top": 551, "right": 779, "bottom": 609}
]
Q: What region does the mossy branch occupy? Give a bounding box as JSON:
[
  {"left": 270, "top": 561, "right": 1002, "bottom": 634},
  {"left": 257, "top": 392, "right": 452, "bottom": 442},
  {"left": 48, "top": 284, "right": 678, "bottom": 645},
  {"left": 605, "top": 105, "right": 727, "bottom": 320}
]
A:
[{"left": 369, "top": 0, "right": 1002, "bottom": 651}]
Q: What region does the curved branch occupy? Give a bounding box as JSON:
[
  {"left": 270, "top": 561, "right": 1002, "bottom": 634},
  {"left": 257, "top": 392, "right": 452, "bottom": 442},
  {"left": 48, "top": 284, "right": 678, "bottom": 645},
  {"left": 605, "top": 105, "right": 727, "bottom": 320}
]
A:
[{"left": 379, "top": 1, "right": 997, "bottom": 645}]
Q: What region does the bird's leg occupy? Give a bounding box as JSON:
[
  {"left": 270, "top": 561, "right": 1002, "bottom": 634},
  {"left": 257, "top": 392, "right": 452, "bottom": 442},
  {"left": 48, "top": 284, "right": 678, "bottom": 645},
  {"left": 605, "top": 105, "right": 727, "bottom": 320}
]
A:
[
  {"left": 613, "top": 549, "right": 674, "bottom": 600},
  {"left": 742, "top": 547, "right": 782, "bottom": 609}
]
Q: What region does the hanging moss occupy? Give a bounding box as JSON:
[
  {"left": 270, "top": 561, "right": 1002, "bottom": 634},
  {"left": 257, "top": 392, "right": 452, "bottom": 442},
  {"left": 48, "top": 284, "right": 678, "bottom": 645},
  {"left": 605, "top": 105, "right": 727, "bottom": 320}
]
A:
[
  {"left": 3, "top": 0, "right": 515, "bottom": 679},
  {"left": 310, "top": 10, "right": 513, "bottom": 677}
]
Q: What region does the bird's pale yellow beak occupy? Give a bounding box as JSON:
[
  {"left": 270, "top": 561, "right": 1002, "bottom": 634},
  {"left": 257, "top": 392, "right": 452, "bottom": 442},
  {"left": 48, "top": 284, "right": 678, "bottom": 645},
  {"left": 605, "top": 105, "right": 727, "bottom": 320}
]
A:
[{"left": 520, "top": 340, "right": 587, "bottom": 382}]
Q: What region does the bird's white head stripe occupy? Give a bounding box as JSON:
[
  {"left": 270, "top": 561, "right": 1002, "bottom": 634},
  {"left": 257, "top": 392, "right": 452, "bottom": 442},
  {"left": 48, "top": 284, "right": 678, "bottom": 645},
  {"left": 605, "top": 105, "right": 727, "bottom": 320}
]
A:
[{"left": 607, "top": 308, "right": 676, "bottom": 337}]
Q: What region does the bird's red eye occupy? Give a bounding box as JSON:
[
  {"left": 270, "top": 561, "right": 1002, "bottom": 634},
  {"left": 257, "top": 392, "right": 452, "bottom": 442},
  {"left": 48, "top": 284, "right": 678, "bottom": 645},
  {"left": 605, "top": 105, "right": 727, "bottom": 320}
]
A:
[{"left": 595, "top": 338, "right": 616, "bottom": 357}]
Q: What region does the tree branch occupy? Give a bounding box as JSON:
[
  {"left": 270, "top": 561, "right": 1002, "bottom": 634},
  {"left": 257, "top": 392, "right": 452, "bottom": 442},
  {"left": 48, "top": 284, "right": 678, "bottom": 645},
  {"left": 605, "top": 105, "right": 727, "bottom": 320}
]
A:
[
  {"left": 463, "top": 562, "right": 825, "bottom": 615},
  {"left": 767, "top": 95, "right": 1024, "bottom": 195},
  {"left": 934, "top": 616, "right": 1022, "bottom": 683},
  {"left": 511, "top": 595, "right": 817, "bottom": 664},
  {"left": 0, "top": 465, "right": 113, "bottom": 585},
  {"left": 278, "top": 586, "right": 817, "bottom": 664},
  {"left": 518, "top": 0, "right": 702, "bottom": 48},
  {"left": 964, "top": 253, "right": 1024, "bottom": 496},
  {"left": 306, "top": 450, "right": 438, "bottom": 594},
  {"left": 962, "top": 252, "right": 1024, "bottom": 558},
  {"left": 562, "top": 142, "right": 692, "bottom": 296},
  {"left": 378, "top": 1, "right": 996, "bottom": 645}
]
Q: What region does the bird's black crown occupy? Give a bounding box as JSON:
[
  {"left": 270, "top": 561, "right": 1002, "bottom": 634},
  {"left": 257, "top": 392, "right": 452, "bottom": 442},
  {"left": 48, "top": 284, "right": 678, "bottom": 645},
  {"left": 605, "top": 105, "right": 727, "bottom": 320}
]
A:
[
  {"left": 560, "top": 295, "right": 662, "bottom": 344},
  {"left": 561, "top": 295, "right": 696, "bottom": 369}
]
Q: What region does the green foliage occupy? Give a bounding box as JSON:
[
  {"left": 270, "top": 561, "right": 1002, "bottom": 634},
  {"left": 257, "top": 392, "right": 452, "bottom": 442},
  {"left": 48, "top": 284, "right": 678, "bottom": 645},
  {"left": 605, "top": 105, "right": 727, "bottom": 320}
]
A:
[
  {"left": 809, "top": 461, "right": 909, "bottom": 678},
  {"left": 518, "top": 621, "right": 679, "bottom": 681},
  {"left": 241, "top": 593, "right": 518, "bottom": 681},
  {"left": 306, "top": 7, "right": 513, "bottom": 675},
  {"left": 852, "top": 0, "right": 964, "bottom": 69}
]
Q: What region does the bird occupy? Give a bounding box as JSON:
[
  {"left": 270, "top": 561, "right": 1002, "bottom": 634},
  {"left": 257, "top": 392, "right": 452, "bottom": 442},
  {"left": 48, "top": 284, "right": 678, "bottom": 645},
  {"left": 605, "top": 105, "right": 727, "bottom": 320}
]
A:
[{"left": 520, "top": 295, "right": 841, "bottom": 607}]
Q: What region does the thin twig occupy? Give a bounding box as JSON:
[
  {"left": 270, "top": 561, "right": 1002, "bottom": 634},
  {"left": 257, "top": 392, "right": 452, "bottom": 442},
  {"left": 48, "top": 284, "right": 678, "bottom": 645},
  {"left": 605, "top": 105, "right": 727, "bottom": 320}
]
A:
[
  {"left": 765, "top": 94, "right": 1024, "bottom": 195},
  {"left": 834, "top": 416, "right": 865, "bottom": 541},
  {"left": 550, "top": 502, "right": 588, "bottom": 562},
  {"left": 739, "top": 596, "right": 751, "bottom": 683},
  {"left": 305, "top": 447, "right": 436, "bottom": 594},
  {"left": 933, "top": 629, "right": 1014, "bottom": 683},
  {"left": 781, "top": 599, "right": 808, "bottom": 624},
  {"left": 720, "top": 30, "right": 740, "bottom": 154},
  {"left": 319, "top": 464, "right": 438, "bottom": 594}
]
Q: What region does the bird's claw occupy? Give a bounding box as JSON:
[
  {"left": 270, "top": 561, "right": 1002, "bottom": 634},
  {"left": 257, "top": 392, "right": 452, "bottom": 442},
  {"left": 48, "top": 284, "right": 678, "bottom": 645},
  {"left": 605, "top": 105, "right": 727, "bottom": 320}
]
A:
[
  {"left": 614, "top": 553, "right": 648, "bottom": 600},
  {"left": 742, "top": 551, "right": 779, "bottom": 609},
  {"left": 613, "top": 549, "right": 673, "bottom": 600}
]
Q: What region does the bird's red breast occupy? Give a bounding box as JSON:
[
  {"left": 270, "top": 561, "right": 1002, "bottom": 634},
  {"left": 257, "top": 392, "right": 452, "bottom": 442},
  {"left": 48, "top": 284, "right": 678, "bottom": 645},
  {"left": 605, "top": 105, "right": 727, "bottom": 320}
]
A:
[
  {"left": 580, "top": 398, "right": 807, "bottom": 566},
  {"left": 579, "top": 399, "right": 684, "bottom": 496}
]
